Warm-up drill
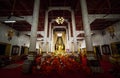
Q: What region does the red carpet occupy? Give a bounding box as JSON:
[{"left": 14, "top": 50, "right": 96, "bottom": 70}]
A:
[{"left": 0, "top": 57, "right": 116, "bottom": 78}]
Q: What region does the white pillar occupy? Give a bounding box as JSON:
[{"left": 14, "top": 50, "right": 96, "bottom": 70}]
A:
[
  {"left": 68, "top": 22, "right": 71, "bottom": 40},
  {"left": 49, "top": 23, "right": 52, "bottom": 40},
  {"left": 51, "top": 27, "right": 54, "bottom": 52},
  {"left": 68, "top": 22, "right": 71, "bottom": 51},
  {"left": 71, "top": 10, "right": 77, "bottom": 52},
  {"left": 64, "top": 28, "right": 67, "bottom": 50},
  {"left": 80, "top": 0, "right": 94, "bottom": 57},
  {"left": 44, "top": 11, "right": 48, "bottom": 52},
  {"left": 66, "top": 28, "right": 69, "bottom": 50},
  {"left": 23, "top": 0, "right": 40, "bottom": 70},
  {"left": 49, "top": 22, "right": 54, "bottom": 52},
  {"left": 49, "top": 23, "right": 52, "bottom": 52},
  {"left": 29, "top": 0, "right": 40, "bottom": 52}
]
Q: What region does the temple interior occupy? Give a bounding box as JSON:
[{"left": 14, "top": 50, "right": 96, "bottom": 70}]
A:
[{"left": 0, "top": 0, "right": 120, "bottom": 78}]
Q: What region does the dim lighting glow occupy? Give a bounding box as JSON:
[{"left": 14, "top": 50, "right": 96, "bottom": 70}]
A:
[
  {"left": 4, "top": 20, "right": 16, "bottom": 23},
  {"left": 57, "top": 33, "right": 62, "bottom": 37}
]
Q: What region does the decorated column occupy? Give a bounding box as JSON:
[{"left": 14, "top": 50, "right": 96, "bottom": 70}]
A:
[{"left": 80, "top": 0, "right": 94, "bottom": 58}]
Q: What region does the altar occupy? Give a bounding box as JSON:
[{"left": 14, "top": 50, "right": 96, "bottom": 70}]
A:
[{"left": 54, "top": 34, "right": 66, "bottom": 56}]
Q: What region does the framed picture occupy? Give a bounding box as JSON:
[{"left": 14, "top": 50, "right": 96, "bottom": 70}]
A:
[
  {"left": 102, "top": 45, "right": 111, "bottom": 55},
  {"left": 11, "top": 45, "right": 20, "bottom": 55},
  {"left": 111, "top": 42, "right": 120, "bottom": 55}
]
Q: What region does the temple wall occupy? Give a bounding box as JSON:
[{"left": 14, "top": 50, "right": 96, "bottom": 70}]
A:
[
  {"left": 81, "top": 21, "right": 120, "bottom": 48},
  {"left": 0, "top": 23, "right": 30, "bottom": 55},
  {"left": 93, "top": 21, "right": 120, "bottom": 46},
  {"left": 80, "top": 21, "right": 120, "bottom": 54}
]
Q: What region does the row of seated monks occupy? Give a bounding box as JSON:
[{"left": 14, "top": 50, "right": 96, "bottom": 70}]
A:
[{"left": 32, "top": 54, "right": 82, "bottom": 75}]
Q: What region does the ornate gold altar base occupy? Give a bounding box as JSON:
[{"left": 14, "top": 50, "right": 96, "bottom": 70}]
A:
[{"left": 54, "top": 50, "right": 66, "bottom": 56}]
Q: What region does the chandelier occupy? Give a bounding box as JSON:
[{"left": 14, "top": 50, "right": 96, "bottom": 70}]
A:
[{"left": 55, "top": 17, "right": 64, "bottom": 24}]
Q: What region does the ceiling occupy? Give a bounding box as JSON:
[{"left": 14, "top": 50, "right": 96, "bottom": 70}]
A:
[{"left": 0, "top": 0, "right": 120, "bottom": 33}]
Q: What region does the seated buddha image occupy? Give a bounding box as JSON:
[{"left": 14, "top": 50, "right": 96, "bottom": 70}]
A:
[
  {"left": 58, "top": 44, "right": 63, "bottom": 51},
  {"left": 55, "top": 37, "right": 65, "bottom": 52},
  {"left": 58, "top": 44, "right": 65, "bottom": 51}
]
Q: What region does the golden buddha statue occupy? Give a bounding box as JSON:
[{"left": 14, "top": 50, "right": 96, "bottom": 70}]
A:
[{"left": 55, "top": 36, "right": 65, "bottom": 52}]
